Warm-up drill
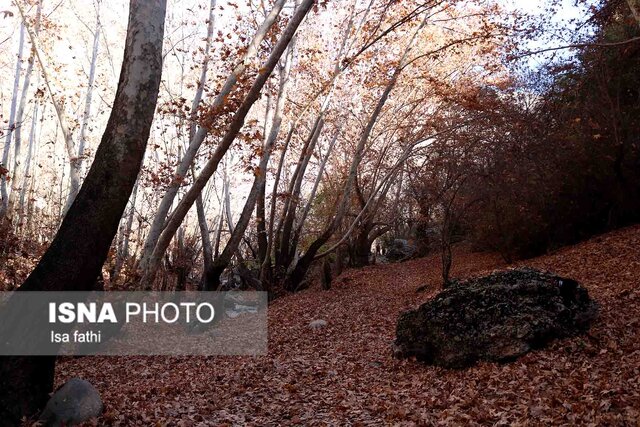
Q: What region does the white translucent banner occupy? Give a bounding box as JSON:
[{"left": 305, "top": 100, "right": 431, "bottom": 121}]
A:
[{"left": 0, "top": 292, "right": 267, "bottom": 356}]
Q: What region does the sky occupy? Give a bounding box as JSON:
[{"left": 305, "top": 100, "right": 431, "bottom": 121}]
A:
[
  {"left": 500, "top": 0, "right": 596, "bottom": 68},
  {"left": 503, "top": 0, "right": 593, "bottom": 38}
]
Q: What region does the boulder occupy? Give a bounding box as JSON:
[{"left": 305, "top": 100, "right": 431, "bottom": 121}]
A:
[
  {"left": 39, "top": 378, "right": 103, "bottom": 426},
  {"left": 393, "top": 268, "right": 598, "bottom": 368},
  {"left": 386, "top": 239, "right": 417, "bottom": 262}
]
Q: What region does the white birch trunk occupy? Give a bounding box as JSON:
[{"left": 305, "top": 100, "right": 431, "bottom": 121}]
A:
[
  {"left": 0, "top": 23, "right": 25, "bottom": 220},
  {"left": 17, "top": 96, "right": 40, "bottom": 232},
  {"left": 14, "top": 1, "right": 80, "bottom": 217},
  {"left": 190, "top": 0, "right": 217, "bottom": 271},
  {"left": 75, "top": 4, "right": 102, "bottom": 181},
  {"left": 8, "top": 0, "right": 42, "bottom": 217}
]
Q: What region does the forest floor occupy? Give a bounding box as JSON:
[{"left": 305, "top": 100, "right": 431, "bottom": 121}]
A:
[{"left": 57, "top": 225, "right": 640, "bottom": 426}]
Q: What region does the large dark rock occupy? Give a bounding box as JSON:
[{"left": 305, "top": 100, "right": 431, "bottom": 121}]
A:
[
  {"left": 393, "top": 268, "right": 598, "bottom": 368},
  {"left": 386, "top": 239, "right": 417, "bottom": 262}
]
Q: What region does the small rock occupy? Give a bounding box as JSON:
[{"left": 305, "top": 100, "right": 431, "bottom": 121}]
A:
[
  {"left": 39, "top": 378, "right": 103, "bottom": 426},
  {"left": 308, "top": 319, "right": 327, "bottom": 329}
]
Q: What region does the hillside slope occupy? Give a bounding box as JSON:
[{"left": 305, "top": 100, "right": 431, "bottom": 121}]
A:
[{"left": 57, "top": 225, "right": 640, "bottom": 425}]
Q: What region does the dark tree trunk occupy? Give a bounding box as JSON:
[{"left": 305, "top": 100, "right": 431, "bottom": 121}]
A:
[
  {"left": 176, "top": 267, "right": 188, "bottom": 291},
  {"left": 285, "top": 225, "right": 333, "bottom": 292},
  {"left": 351, "top": 228, "right": 372, "bottom": 267},
  {"left": 256, "top": 180, "right": 268, "bottom": 265},
  {"left": 321, "top": 259, "right": 332, "bottom": 290},
  {"left": 0, "top": 1, "right": 166, "bottom": 422},
  {"left": 0, "top": 356, "right": 55, "bottom": 425},
  {"left": 441, "top": 217, "right": 453, "bottom": 286},
  {"left": 334, "top": 245, "right": 346, "bottom": 278},
  {"left": 203, "top": 264, "right": 226, "bottom": 292}
]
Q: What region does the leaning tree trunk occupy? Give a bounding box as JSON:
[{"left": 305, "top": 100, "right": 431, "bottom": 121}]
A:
[{"left": 0, "top": 1, "right": 166, "bottom": 423}]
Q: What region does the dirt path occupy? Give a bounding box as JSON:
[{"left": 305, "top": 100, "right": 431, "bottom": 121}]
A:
[{"left": 58, "top": 226, "right": 640, "bottom": 425}]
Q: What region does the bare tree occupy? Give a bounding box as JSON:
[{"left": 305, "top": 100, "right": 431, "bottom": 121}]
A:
[
  {"left": 284, "top": 15, "right": 428, "bottom": 290},
  {"left": 142, "top": 0, "right": 316, "bottom": 287},
  {"left": 138, "top": 0, "right": 287, "bottom": 273}
]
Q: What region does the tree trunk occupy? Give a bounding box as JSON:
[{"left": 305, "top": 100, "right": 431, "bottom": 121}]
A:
[
  {"left": 15, "top": 0, "right": 81, "bottom": 217},
  {"left": 256, "top": 43, "right": 296, "bottom": 285},
  {"left": 261, "top": 124, "right": 295, "bottom": 283},
  {"left": 213, "top": 170, "right": 228, "bottom": 258},
  {"left": 196, "top": 191, "right": 214, "bottom": 285},
  {"left": 321, "top": 258, "right": 332, "bottom": 290},
  {"left": 352, "top": 227, "right": 372, "bottom": 267},
  {"left": 256, "top": 95, "right": 273, "bottom": 267},
  {"left": 113, "top": 179, "right": 139, "bottom": 280},
  {"left": 256, "top": 179, "right": 268, "bottom": 263},
  {"left": 0, "top": 1, "right": 166, "bottom": 422},
  {"left": 191, "top": 0, "right": 218, "bottom": 275}
]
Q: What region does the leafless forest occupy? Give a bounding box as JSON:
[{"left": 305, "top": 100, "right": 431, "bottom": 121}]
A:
[{"left": 1, "top": 0, "right": 639, "bottom": 424}]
